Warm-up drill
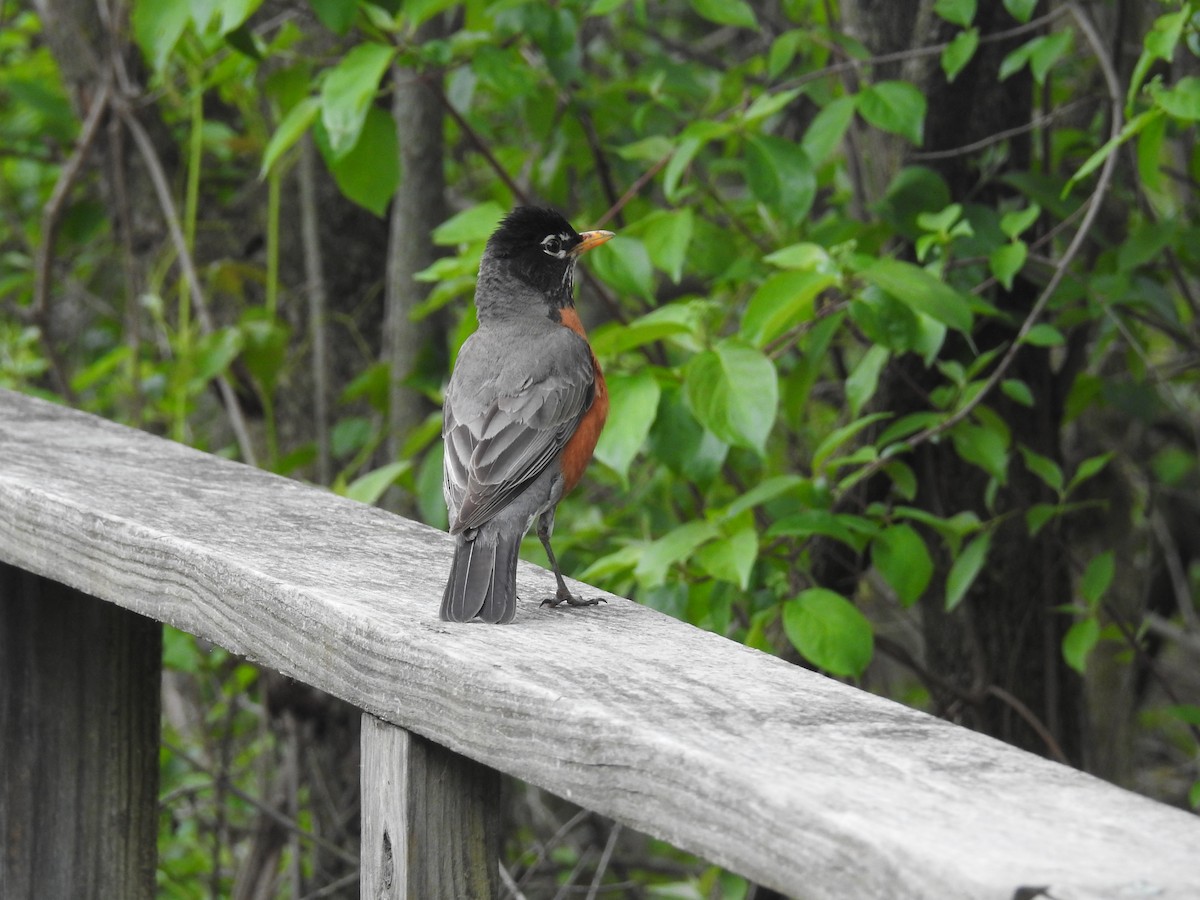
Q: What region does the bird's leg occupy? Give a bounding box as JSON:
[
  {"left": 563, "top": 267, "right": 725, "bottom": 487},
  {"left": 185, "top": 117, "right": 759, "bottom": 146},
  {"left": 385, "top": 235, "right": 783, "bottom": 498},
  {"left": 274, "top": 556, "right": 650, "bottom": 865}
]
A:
[{"left": 536, "top": 509, "right": 605, "bottom": 609}]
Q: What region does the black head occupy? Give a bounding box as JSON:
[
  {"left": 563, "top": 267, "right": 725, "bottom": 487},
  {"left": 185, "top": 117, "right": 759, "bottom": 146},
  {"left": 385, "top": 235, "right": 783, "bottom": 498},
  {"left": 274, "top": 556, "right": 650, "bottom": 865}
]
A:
[{"left": 482, "top": 207, "right": 612, "bottom": 307}]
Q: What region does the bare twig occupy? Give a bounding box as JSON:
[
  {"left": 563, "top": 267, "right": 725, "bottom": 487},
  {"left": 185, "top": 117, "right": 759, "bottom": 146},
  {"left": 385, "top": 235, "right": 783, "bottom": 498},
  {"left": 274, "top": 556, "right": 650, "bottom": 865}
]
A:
[
  {"left": 585, "top": 823, "right": 622, "bottom": 900},
  {"left": 1144, "top": 613, "right": 1200, "bottom": 661},
  {"left": 33, "top": 76, "right": 113, "bottom": 400},
  {"left": 161, "top": 739, "right": 358, "bottom": 867},
  {"left": 115, "top": 98, "right": 259, "bottom": 466},
  {"left": 985, "top": 685, "right": 1071, "bottom": 766},
  {"left": 499, "top": 864, "right": 530, "bottom": 900},
  {"left": 299, "top": 136, "right": 331, "bottom": 484},
  {"left": 432, "top": 81, "right": 531, "bottom": 204},
  {"left": 912, "top": 97, "right": 1100, "bottom": 161}
]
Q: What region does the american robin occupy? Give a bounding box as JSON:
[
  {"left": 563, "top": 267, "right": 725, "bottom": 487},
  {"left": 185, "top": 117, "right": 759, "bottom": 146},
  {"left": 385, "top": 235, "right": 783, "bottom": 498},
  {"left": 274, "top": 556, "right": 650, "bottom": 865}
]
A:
[{"left": 440, "top": 207, "right": 614, "bottom": 624}]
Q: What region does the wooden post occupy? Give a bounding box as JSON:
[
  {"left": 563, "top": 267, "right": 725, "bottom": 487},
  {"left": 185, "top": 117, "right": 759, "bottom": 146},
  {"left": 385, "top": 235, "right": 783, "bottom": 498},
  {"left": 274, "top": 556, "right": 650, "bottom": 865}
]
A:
[
  {"left": 0, "top": 563, "right": 161, "bottom": 900},
  {"left": 361, "top": 714, "right": 499, "bottom": 899}
]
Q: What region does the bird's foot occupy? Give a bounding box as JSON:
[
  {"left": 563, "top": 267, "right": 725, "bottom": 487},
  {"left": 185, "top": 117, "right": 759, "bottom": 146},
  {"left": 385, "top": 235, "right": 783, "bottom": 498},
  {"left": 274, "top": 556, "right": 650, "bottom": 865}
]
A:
[{"left": 540, "top": 590, "right": 606, "bottom": 610}]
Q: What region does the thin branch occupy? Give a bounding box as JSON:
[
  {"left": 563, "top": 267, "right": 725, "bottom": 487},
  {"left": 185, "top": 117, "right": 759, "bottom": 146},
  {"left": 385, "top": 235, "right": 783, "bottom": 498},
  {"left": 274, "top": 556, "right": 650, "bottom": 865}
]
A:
[
  {"left": 1143, "top": 613, "right": 1200, "bottom": 661},
  {"left": 585, "top": 823, "right": 622, "bottom": 900},
  {"left": 985, "top": 685, "right": 1070, "bottom": 765},
  {"left": 911, "top": 96, "right": 1101, "bottom": 162},
  {"left": 432, "top": 80, "right": 530, "bottom": 204},
  {"left": 1150, "top": 511, "right": 1200, "bottom": 633},
  {"left": 114, "top": 97, "right": 258, "bottom": 466},
  {"left": 499, "top": 864, "right": 530, "bottom": 900},
  {"left": 843, "top": 1, "right": 1124, "bottom": 493},
  {"left": 33, "top": 77, "right": 113, "bottom": 401},
  {"left": 161, "top": 739, "right": 358, "bottom": 867},
  {"left": 299, "top": 136, "right": 331, "bottom": 485}
]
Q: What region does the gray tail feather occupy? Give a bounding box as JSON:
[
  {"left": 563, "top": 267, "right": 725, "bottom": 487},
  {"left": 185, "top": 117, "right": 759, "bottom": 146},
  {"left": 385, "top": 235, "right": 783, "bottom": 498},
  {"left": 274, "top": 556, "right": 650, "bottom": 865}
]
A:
[{"left": 440, "top": 529, "right": 521, "bottom": 624}]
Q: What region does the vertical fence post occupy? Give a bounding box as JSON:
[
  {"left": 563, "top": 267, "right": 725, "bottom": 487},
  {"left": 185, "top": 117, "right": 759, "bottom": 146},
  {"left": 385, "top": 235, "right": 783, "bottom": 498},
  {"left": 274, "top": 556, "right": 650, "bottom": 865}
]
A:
[
  {"left": 361, "top": 714, "right": 500, "bottom": 899},
  {"left": 0, "top": 562, "right": 162, "bottom": 899}
]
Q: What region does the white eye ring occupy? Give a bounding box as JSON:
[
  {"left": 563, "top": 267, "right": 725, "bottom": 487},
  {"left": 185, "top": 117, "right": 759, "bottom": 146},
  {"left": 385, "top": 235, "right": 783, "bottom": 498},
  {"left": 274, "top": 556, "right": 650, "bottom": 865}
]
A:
[{"left": 541, "top": 234, "right": 567, "bottom": 257}]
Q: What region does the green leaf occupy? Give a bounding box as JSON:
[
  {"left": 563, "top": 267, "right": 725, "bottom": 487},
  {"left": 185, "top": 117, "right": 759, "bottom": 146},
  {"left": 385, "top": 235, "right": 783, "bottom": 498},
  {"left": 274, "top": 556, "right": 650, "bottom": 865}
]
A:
[
  {"left": 950, "top": 421, "right": 1009, "bottom": 484},
  {"left": 1029, "top": 30, "right": 1072, "bottom": 85},
  {"left": 648, "top": 384, "right": 729, "bottom": 485},
  {"left": 1025, "top": 502, "right": 1059, "bottom": 537},
  {"left": 695, "top": 524, "right": 758, "bottom": 590},
  {"left": 589, "top": 236, "right": 655, "bottom": 302},
  {"left": 1000, "top": 378, "right": 1035, "bottom": 408},
  {"left": 433, "top": 202, "right": 506, "bottom": 245},
  {"left": 767, "top": 510, "right": 878, "bottom": 552},
  {"left": 989, "top": 241, "right": 1027, "bottom": 291},
  {"left": 783, "top": 589, "right": 874, "bottom": 677},
  {"left": 857, "top": 81, "right": 926, "bottom": 146},
  {"left": 589, "top": 314, "right": 695, "bottom": 359},
  {"left": 238, "top": 311, "right": 290, "bottom": 395},
  {"left": 1128, "top": 9, "right": 1189, "bottom": 110},
  {"left": 132, "top": 0, "right": 192, "bottom": 72},
  {"left": 640, "top": 208, "right": 694, "bottom": 283},
  {"left": 310, "top": 0, "right": 358, "bottom": 34},
  {"left": 1002, "top": 0, "right": 1036, "bottom": 22},
  {"left": 768, "top": 31, "right": 805, "bottom": 80},
  {"left": 1066, "top": 452, "right": 1112, "bottom": 494},
  {"left": 845, "top": 345, "right": 889, "bottom": 418},
  {"left": 812, "top": 412, "right": 891, "bottom": 473},
  {"left": 1019, "top": 445, "right": 1063, "bottom": 494},
  {"left": 635, "top": 520, "right": 719, "bottom": 588},
  {"left": 742, "top": 87, "right": 804, "bottom": 125},
  {"left": 940, "top": 27, "right": 979, "bottom": 84},
  {"left": 764, "top": 243, "right": 834, "bottom": 272},
  {"left": 1062, "top": 617, "right": 1100, "bottom": 675},
  {"left": 662, "top": 121, "right": 730, "bottom": 201},
  {"left": 319, "top": 42, "right": 396, "bottom": 159},
  {"left": 1080, "top": 551, "right": 1115, "bottom": 608},
  {"left": 744, "top": 135, "right": 816, "bottom": 226},
  {"left": 740, "top": 271, "right": 836, "bottom": 348},
  {"left": 316, "top": 105, "right": 398, "bottom": 216},
  {"left": 1000, "top": 203, "right": 1041, "bottom": 239},
  {"left": 262, "top": 96, "right": 319, "bottom": 176},
  {"left": 1165, "top": 705, "right": 1200, "bottom": 727},
  {"left": 1063, "top": 108, "right": 1164, "bottom": 197},
  {"left": 192, "top": 327, "right": 243, "bottom": 385},
  {"left": 219, "top": 0, "right": 263, "bottom": 33},
  {"left": 717, "top": 474, "right": 806, "bottom": 521},
  {"left": 684, "top": 339, "right": 778, "bottom": 454},
  {"left": 861, "top": 258, "right": 974, "bottom": 333},
  {"left": 594, "top": 370, "right": 661, "bottom": 481},
  {"left": 688, "top": 0, "right": 757, "bottom": 29},
  {"left": 933, "top": 0, "right": 975, "bottom": 28},
  {"left": 344, "top": 460, "right": 412, "bottom": 505},
  {"left": 801, "top": 96, "right": 856, "bottom": 165},
  {"left": 872, "top": 523, "right": 933, "bottom": 606},
  {"left": 945, "top": 530, "right": 991, "bottom": 610},
  {"left": 1152, "top": 76, "right": 1200, "bottom": 121},
  {"left": 1022, "top": 323, "right": 1064, "bottom": 346}
]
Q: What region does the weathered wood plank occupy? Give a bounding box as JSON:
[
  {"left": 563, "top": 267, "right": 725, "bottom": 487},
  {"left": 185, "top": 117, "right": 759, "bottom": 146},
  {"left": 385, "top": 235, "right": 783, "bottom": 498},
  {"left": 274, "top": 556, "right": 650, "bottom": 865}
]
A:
[
  {"left": 0, "top": 562, "right": 161, "bottom": 900},
  {"left": 1, "top": 388, "right": 1198, "bottom": 900},
  {"left": 361, "top": 715, "right": 499, "bottom": 899}
]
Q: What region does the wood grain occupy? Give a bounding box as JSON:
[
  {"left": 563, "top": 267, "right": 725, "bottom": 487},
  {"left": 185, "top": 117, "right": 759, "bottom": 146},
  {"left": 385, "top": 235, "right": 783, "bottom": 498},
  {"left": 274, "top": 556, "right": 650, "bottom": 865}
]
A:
[
  {"left": 361, "top": 715, "right": 499, "bottom": 899},
  {"left": 1, "top": 388, "right": 1198, "bottom": 899},
  {"left": 0, "top": 563, "right": 160, "bottom": 899}
]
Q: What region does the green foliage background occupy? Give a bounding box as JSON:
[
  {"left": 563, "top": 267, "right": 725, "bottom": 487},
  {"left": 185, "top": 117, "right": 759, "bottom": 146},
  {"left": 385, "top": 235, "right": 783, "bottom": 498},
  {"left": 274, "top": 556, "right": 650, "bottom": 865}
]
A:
[{"left": 4, "top": 0, "right": 1200, "bottom": 895}]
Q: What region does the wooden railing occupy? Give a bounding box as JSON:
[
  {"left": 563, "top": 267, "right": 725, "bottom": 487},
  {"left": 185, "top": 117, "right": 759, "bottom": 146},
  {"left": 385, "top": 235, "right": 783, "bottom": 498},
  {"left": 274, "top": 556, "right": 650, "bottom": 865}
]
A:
[{"left": 1, "top": 387, "right": 1198, "bottom": 899}]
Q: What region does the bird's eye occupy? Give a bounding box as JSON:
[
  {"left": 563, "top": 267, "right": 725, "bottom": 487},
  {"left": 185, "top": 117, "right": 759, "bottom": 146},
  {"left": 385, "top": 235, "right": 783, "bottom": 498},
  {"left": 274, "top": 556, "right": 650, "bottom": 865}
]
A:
[{"left": 542, "top": 235, "right": 563, "bottom": 256}]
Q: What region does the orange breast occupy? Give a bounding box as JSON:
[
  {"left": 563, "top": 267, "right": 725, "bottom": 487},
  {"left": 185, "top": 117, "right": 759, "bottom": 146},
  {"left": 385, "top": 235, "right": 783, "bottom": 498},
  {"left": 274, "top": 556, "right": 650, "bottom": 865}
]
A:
[{"left": 558, "top": 308, "right": 608, "bottom": 493}]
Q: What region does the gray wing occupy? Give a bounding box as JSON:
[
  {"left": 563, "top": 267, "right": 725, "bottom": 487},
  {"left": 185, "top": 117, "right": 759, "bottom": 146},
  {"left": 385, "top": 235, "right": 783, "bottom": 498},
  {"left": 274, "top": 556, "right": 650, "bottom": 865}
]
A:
[{"left": 443, "top": 332, "right": 594, "bottom": 534}]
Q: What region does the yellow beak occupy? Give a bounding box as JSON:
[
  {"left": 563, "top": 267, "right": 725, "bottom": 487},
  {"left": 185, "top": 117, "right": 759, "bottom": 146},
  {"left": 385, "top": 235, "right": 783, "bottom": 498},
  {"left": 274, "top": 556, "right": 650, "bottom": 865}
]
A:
[{"left": 571, "top": 230, "right": 615, "bottom": 256}]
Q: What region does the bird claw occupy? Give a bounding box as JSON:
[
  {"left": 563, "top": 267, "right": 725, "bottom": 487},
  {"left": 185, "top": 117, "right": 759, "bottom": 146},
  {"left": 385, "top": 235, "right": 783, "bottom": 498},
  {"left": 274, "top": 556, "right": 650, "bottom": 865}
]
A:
[{"left": 540, "top": 593, "right": 606, "bottom": 610}]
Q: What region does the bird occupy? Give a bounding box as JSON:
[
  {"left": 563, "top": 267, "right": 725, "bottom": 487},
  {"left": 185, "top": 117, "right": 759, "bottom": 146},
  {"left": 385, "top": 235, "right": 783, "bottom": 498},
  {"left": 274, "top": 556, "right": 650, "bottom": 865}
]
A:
[{"left": 440, "top": 207, "right": 614, "bottom": 624}]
